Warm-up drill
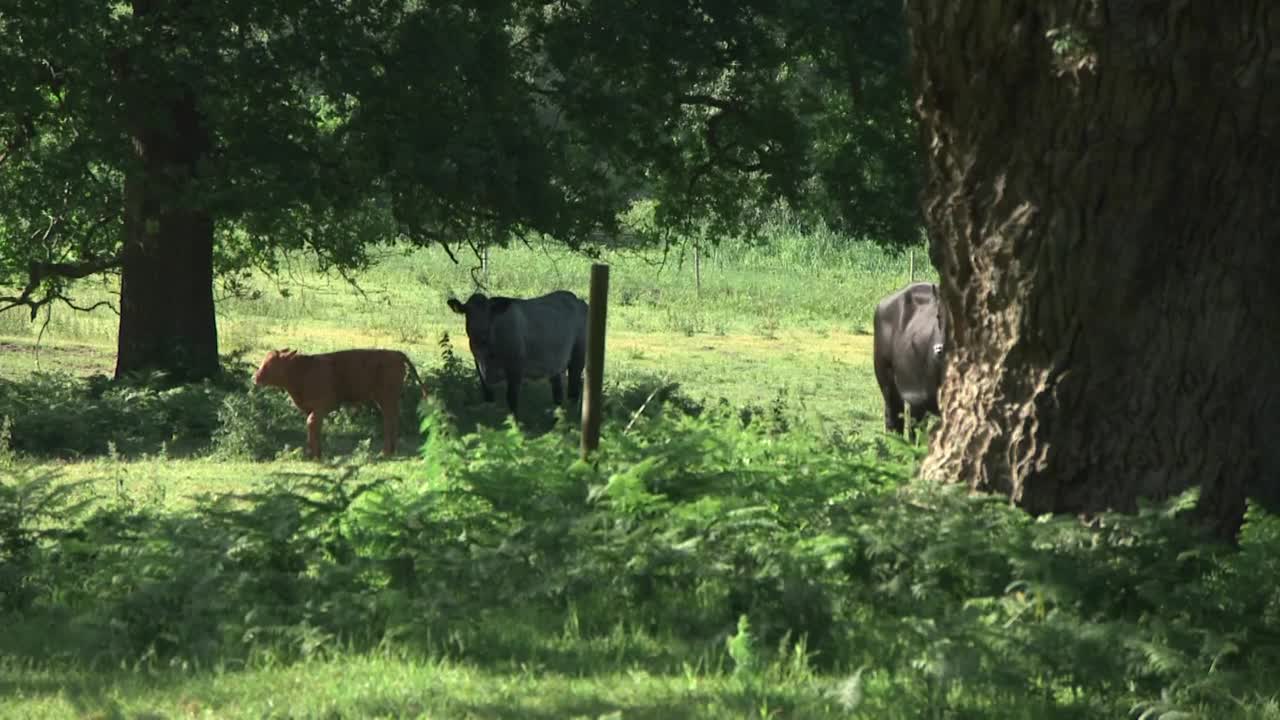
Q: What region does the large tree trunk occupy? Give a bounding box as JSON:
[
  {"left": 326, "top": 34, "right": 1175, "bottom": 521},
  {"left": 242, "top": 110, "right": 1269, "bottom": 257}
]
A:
[
  {"left": 904, "top": 2, "right": 1280, "bottom": 539},
  {"left": 114, "top": 0, "right": 219, "bottom": 383}
]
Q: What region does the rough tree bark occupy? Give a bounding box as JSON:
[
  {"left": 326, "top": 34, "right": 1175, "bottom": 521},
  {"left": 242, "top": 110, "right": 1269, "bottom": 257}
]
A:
[
  {"left": 113, "top": 0, "right": 219, "bottom": 382},
  {"left": 904, "top": 1, "right": 1280, "bottom": 538}
]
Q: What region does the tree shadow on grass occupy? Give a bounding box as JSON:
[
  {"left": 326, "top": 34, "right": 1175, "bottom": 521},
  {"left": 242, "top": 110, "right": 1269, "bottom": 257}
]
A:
[
  {"left": 0, "top": 661, "right": 823, "bottom": 720},
  {"left": 0, "top": 335, "right": 722, "bottom": 464},
  {"left": 0, "top": 444, "right": 719, "bottom": 676},
  {"left": 357, "top": 693, "right": 746, "bottom": 720},
  {"left": 418, "top": 331, "right": 710, "bottom": 439}
]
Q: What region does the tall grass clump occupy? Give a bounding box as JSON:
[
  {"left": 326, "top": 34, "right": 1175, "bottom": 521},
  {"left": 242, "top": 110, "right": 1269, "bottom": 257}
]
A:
[
  {"left": 0, "top": 371, "right": 234, "bottom": 459},
  {"left": 0, "top": 468, "right": 93, "bottom": 613},
  {"left": 713, "top": 209, "right": 925, "bottom": 277}
]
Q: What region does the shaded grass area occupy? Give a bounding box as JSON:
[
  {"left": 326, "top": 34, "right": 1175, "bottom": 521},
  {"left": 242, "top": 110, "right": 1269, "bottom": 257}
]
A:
[{"left": 0, "top": 653, "right": 861, "bottom": 720}]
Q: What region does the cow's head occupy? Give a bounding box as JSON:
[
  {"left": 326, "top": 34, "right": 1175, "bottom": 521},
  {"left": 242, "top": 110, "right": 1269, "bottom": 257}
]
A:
[
  {"left": 253, "top": 348, "right": 299, "bottom": 387},
  {"left": 447, "top": 293, "right": 514, "bottom": 345},
  {"left": 930, "top": 284, "right": 948, "bottom": 362},
  {"left": 924, "top": 285, "right": 950, "bottom": 401},
  {"left": 447, "top": 293, "right": 516, "bottom": 381}
]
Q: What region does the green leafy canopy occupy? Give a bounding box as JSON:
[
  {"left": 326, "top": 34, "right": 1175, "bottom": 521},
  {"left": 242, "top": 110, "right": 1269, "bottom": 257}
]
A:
[{"left": 1, "top": 0, "right": 918, "bottom": 310}]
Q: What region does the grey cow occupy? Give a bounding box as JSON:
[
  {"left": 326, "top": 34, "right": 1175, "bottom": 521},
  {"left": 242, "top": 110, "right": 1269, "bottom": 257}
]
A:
[
  {"left": 447, "top": 290, "right": 589, "bottom": 418},
  {"left": 872, "top": 282, "right": 948, "bottom": 436}
]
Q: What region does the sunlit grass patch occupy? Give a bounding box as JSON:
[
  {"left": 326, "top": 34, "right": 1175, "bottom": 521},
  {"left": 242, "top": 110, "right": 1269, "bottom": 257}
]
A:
[{"left": 0, "top": 651, "right": 867, "bottom": 720}]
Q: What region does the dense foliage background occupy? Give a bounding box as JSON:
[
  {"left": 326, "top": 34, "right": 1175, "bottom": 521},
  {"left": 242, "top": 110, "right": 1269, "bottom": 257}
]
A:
[{"left": 1, "top": 0, "right": 919, "bottom": 318}]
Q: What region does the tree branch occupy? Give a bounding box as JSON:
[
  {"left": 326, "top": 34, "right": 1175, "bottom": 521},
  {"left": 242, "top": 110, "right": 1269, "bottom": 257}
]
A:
[
  {"left": 464, "top": 236, "right": 500, "bottom": 291},
  {"left": 60, "top": 297, "right": 118, "bottom": 315},
  {"left": 704, "top": 111, "right": 763, "bottom": 172},
  {"left": 29, "top": 256, "right": 123, "bottom": 285},
  {"left": 0, "top": 255, "right": 123, "bottom": 319},
  {"left": 336, "top": 265, "right": 370, "bottom": 302},
  {"left": 677, "top": 94, "right": 739, "bottom": 111},
  {"left": 399, "top": 226, "right": 460, "bottom": 265},
  {"left": 437, "top": 237, "right": 460, "bottom": 264},
  {"left": 678, "top": 95, "right": 767, "bottom": 174}
]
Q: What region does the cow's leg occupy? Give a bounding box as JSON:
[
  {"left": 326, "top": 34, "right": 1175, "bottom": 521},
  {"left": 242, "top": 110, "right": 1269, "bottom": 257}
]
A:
[
  {"left": 306, "top": 411, "right": 325, "bottom": 459},
  {"left": 475, "top": 360, "right": 495, "bottom": 403},
  {"left": 504, "top": 370, "right": 522, "bottom": 419},
  {"left": 873, "top": 353, "right": 905, "bottom": 435},
  {"left": 567, "top": 344, "right": 585, "bottom": 407},
  {"left": 907, "top": 402, "right": 930, "bottom": 442},
  {"left": 882, "top": 388, "right": 905, "bottom": 435},
  {"left": 378, "top": 393, "right": 400, "bottom": 457},
  {"left": 568, "top": 370, "right": 584, "bottom": 407},
  {"left": 549, "top": 373, "right": 565, "bottom": 406}
]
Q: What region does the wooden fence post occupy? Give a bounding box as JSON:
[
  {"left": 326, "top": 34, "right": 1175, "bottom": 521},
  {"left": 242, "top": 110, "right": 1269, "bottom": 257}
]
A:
[
  {"left": 581, "top": 263, "right": 610, "bottom": 459},
  {"left": 694, "top": 242, "right": 702, "bottom": 297},
  {"left": 909, "top": 248, "right": 915, "bottom": 283}
]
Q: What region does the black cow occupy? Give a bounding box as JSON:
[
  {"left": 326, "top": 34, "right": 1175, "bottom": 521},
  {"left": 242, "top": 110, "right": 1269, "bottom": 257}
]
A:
[
  {"left": 872, "top": 282, "right": 948, "bottom": 435},
  {"left": 447, "top": 290, "right": 589, "bottom": 418}
]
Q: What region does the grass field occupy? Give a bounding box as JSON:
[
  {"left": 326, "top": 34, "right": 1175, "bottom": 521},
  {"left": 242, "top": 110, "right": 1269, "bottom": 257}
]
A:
[
  {"left": 0, "top": 227, "right": 928, "bottom": 410},
  {"left": 0, "top": 655, "right": 846, "bottom": 719},
  {"left": 0, "top": 223, "right": 931, "bottom": 471},
  {"left": 5, "top": 225, "right": 1273, "bottom": 719},
  {"left": 0, "top": 225, "right": 953, "bottom": 719}
]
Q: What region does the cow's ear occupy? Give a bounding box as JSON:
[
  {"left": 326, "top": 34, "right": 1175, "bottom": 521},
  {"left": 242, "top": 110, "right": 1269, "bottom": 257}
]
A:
[
  {"left": 447, "top": 298, "right": 466, "bottom": 314},
  {"left": 489, "top": 298, "right": 513, "bottom": 315}
]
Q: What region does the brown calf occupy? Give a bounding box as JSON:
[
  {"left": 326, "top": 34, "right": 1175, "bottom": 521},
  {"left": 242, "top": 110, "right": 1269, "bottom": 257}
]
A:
[{"left": 252, "top": 348, "right": 429, "bottom": 459}]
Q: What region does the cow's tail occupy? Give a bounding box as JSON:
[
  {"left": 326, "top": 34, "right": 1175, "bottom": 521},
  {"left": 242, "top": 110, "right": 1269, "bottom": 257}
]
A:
[{"left": 400, "top": 352, "right": 430, "bottom": 399}]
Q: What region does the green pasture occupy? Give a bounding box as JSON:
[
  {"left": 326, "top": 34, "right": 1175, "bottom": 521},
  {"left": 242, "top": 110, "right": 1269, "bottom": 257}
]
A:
[
  {"left": 0, "top": 223, "right": 931, "bottom": 476},
  {"left": 5, "top": 227, "right": 1275, "bottom": 720},
  {"left": 0, "top": 651, "right": 880, "bottom": 720}
]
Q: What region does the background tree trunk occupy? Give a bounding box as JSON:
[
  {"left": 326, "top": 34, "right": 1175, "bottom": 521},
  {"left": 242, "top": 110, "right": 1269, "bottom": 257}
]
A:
[
  {"left": 114, "top": 1, "right": 218, "bottom": 383},
  {"left": 904, "top": 2, "right": 1280, "bottom": 538}
]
